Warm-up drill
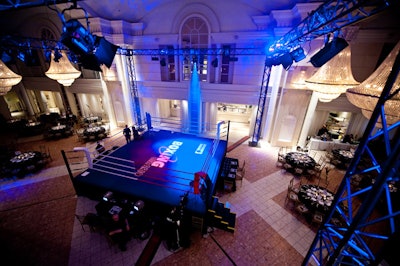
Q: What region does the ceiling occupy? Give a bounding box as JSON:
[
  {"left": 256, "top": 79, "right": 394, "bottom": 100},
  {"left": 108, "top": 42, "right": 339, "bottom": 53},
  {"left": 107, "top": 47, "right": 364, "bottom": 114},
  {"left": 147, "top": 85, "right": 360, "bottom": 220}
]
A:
[{"left": 0, "top": 0, "right": 310, "bottom": 21}]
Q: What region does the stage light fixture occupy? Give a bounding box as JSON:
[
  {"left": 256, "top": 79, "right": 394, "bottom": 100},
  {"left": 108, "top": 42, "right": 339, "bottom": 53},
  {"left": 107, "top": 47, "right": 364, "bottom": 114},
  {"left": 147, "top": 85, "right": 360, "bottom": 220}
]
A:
[
  {"left": 266, "top": 52, "right": 293, "bottom": 70},
  {"left": 102, "top": 191, "right": 113, "bottom": 202},
  {"left": 276, "top": 53, "right": 293, "bottom": 70},
  {"left": 310, "top": 37, "right": 348, "bottom": 67},
  {"left": 60, "top": 19, "right": 119, "bottom": 71},
  {"left": 290, "top": 47, "right": 306, "bottom": 62},
  {"left": 160, "top": 58, "right": 166, "bottom": 66},
  {"left": 212, "top": 58, "right": 218, "bottom": 67},
  {"left": 53, "top": 48, "right": 62, "bottom": 62}
]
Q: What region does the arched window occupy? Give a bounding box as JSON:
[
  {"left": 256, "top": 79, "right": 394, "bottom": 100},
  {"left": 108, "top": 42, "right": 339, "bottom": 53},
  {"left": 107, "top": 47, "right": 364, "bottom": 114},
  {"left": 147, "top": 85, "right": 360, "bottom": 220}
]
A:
[
  {"left": 41, "top": 28, "right": 55, "bottom": 41},
  {"left": 181, "top": 17, "right": 209, "bottom": 81}
]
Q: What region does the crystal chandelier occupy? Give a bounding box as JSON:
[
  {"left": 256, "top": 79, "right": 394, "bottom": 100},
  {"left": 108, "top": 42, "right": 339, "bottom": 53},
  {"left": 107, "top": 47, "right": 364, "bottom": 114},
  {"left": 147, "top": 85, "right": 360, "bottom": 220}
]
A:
[
  {"left": 45, "top": 51, "right": 81, "bottom": 86},
  {"left": 0, "top": 59, "right": 22, "bottom": 96},
  {"left": 305, "top": 46, "right": 359, "bottom": 102},
  {"left": 346, "top": 41, "right": 400, "bottom": 125},
  {"left": 291, "top": 67, "right": 308, "bottom": 89}
]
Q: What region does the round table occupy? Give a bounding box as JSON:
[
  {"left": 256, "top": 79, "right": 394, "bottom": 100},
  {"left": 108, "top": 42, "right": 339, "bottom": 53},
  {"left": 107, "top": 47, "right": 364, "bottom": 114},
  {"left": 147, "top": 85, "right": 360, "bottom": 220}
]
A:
[
  {"left": 9, "top": 151, "right": 43, "bottom": 176},
  {"left": 84, "top": 126, "right": 106, "bottom": 140},
  {"left": 332, "top": 149, "right": 354, "bottom": 163},
  {"left": 298, "top": 184, "right": 335, "bottom": 213},
  {"left": 285, "top": 152, "right": 316, "bottom": 170}
]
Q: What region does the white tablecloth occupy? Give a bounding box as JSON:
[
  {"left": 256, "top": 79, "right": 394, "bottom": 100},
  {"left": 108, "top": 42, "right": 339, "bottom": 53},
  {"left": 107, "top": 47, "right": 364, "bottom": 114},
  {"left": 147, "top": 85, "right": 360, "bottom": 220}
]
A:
[{"left": 308, "top": 138, "right": 358, "bottom": 151}]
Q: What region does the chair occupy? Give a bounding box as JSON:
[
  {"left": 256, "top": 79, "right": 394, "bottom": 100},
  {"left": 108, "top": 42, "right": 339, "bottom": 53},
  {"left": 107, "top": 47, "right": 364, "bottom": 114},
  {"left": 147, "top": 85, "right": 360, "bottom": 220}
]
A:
[
  {"left": 295, "top": 203, "right": 310, "bottom": 214},
  {"left": 39, "top": 145, "right": 52, "bottom": 163},
  {"left": 75, "top": 213, "right": 101, "bottom": 232},
  {"left": 286, "top": 190, "right": 299, "bottom": 208},
  {"left": 235, "top": 168, "right": 245, "bottom": 187},
  {"left": 289, "top": 177, "right": 301, "bottom": 194},
  {"left": 237, "top": 160, "right": 246, "bottom": 173},
  {"left": 223, "top": 179, "right": 235, "bottom": 193},
  {"left": 311, "top": 212, "right": 324, "bottom": 226},
  {"left": 286, "top": 178, "right": 300, "bottom": 207},
  {"left": 276, "top": 154, "right": 286, "bottom": 168},
  {"left": 294, "top": 167, "right": 303, "bottom": 175},
  {"left": 282, "top": 162, "right": 293, "bottom": 173}
]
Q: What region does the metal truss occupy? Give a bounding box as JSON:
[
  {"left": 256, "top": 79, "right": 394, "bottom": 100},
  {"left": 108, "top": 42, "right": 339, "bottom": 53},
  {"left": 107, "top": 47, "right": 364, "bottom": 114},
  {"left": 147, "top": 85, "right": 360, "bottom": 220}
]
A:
[
  {"left": 269, "top": 0, "right": 392, "bottom": 56},
  {"left": 303, "top": 52, "right": 400, "bottom": 266},
  {"left": 249, "top": 64, "right": 271, "bottom": 146},
  {"left": 248, "top": 0, "right": 393, "bottom": 146},
  {"left": 125, "top": 54, "right": 142, "bottom": 126},
  {"left": 121, "top": 47, "right": 265, "bottom": 56}
]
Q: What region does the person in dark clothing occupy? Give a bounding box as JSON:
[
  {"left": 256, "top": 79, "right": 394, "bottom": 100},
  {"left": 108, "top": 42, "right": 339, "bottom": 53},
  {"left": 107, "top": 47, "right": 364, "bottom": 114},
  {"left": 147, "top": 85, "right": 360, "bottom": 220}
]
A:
[
  {"left": 95, "top": 141, "right": 105, "bottom": 153},
  {"left": 123, "top": 125, "right": 131, "bottom": 143},
  {"left": 132, "top": 126, "right": 140, "bottom": 140},
  {"left": 317, "top": 124, "right": 329, "bottom": 136},
  {"left": 342, "top": 134, "right": 354, "bottom": 143},
  {"left": 107, "top": 213, "right": 131, "bottom": 251}
]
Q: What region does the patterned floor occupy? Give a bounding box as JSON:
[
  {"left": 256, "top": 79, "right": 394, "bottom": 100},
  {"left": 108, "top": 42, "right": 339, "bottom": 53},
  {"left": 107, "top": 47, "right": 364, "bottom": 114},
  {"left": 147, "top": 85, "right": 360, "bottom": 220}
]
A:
[{"left": 0, "top": 125, "right": 340, "bottom": 266}]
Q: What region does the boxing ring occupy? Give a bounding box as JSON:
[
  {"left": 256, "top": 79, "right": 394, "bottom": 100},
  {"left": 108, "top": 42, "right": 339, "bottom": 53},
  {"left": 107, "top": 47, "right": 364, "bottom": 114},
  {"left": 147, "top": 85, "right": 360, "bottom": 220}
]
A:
[{"left": 67, "top": 129, "right": 227, "bottom": 216}]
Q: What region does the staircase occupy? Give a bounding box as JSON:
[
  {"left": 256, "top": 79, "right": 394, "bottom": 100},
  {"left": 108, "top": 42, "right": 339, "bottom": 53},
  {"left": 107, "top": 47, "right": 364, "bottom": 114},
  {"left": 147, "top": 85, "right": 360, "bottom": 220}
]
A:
[{"left": 206, "top": 196, "right": 236, "bottom": 233}]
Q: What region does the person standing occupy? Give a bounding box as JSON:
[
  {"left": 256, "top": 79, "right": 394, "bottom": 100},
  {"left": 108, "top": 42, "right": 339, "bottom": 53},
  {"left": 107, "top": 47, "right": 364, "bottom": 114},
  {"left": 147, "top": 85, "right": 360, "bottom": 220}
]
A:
[
  {"left": 132, "top": 126, "right": 140, "bottom": 140},
  {"left": 123, "top": 125, "right": 131, "bottom": 143}
]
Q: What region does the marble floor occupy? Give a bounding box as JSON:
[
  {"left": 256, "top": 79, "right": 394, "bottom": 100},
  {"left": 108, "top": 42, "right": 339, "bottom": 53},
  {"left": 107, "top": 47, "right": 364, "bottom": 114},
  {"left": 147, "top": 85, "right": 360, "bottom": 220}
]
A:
[{"left": 0, "top": 124, "right": 338, "bottom": 266}]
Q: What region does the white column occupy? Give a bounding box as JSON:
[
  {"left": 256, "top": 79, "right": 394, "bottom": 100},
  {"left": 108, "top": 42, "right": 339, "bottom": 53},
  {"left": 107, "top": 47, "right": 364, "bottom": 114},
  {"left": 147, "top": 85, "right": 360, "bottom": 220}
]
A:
[
  {"left": 263, "top": 65, "right": 285, "bottom": 142},
  {"left": 298, "top": 91, "right": 319, "bottom": 147},
  {"left": 100, "top": 79, "right": 117, "bottom": 129},
  {"left": 115, "top": 54, "right": 134, "bottom": 126}
]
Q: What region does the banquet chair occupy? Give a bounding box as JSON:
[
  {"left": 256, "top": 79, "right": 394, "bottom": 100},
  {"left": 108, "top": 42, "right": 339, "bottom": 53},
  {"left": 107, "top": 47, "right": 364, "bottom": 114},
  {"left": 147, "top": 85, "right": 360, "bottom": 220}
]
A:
[
  {"left": 278, "top": 147, "right": 286, "bottom": 157},
  {"left": 289, "top": 177, "right": 302, "bottom": 194},
  {"left": 294, "top": 167, "right": 303, "bottom": 176},
  {"left": 311, "top": 212, "right": 324, "bottom": 226},
  {"left": 39, "top": 145, "right": 52, "bottom": 163},
  {"left": 295, "top": 203, "right": 310, "bottom": 215},
  {"left": 223, "top": 179, "right": 235, "bottom": 193},
  {"left": 75, "top": 213, "right": 101, "bottom": 233},
  {"left": 237, "top": 160, "right": 246, "bottom": 173},
  {"left": 282, "top": 162, "right": 293, "bottom": 173},
  {"left": 276, "top": 154, "right": 286, "bottom": 168},
  {"left": 235, "top": 168, "right": 245, "bottom": 187},
  {"left": 285, "top": 178, "right": 300, "bottom": 207}
]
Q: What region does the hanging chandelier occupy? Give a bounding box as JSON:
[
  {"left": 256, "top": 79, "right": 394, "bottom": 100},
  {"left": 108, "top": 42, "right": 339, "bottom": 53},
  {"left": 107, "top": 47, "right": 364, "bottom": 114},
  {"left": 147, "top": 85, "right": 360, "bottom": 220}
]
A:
[
  {"left": 0, "top": 59, "right": 22, "bottom": 96},
  {"left": 346, "top": 41, "right": 400, "bottom": 125},
  {"left": 305, "top": 46, "right": 359, "bottom": 102},
  {"left": 45, "top": 51, "right": 81, "bottom": 87}
]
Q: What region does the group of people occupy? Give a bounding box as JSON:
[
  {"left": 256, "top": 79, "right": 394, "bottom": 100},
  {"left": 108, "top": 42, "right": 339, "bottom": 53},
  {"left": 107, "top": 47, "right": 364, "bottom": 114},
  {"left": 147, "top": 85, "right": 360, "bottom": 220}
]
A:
[{"left": 123, "top": 125, "right": 141, "bottom": 143}]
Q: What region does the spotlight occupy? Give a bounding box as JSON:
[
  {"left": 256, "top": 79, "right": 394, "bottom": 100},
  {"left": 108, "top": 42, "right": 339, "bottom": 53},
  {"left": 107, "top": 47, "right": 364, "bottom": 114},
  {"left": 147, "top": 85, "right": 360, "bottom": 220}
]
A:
[
  {"left": 0, "top": 50, "right": 13, "bottom": 63},
  {"left": 60, "top": 19, "right": 118, "bottom": 71},
  {"left": 61, "top": 19, "right": 95, "bottom": 55},
  {"left": 310, "top": 37, "right": 348, "bottom": 67},
  {"left": 290, "top": 47, "right": 306, "bottom": 62},
  {"left": 134, "top": 200, "right": 145, "bottom": 211},
  {"left": 93, "top": 36, "right": 119, "bottom": 68},
  {"left": 53, "top": 49, "right": 62, "bottom": 62},
  {"left": 102, "top": 191, "right": 113, "bottom": 202},
  {"left": 279, "top": 53, "right": 293, "bottom": 70},
  {"left": 212, "top": 58, "right": 218, "bottom": 67},
  {"left": 160, "top": 58, "right": 166, "bottom": 66},
  {"left": 17, "top": 49, "right": 40, "bottom": 66},
  {"left": 265, "top": 53, "right": 293, "bottom": 70}
]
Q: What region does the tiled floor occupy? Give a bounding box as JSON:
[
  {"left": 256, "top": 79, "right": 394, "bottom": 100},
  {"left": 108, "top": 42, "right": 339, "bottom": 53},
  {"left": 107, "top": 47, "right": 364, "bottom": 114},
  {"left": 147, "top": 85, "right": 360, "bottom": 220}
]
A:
[{"left": 0, "top": 124, "right": 342, "bottom": 265}]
